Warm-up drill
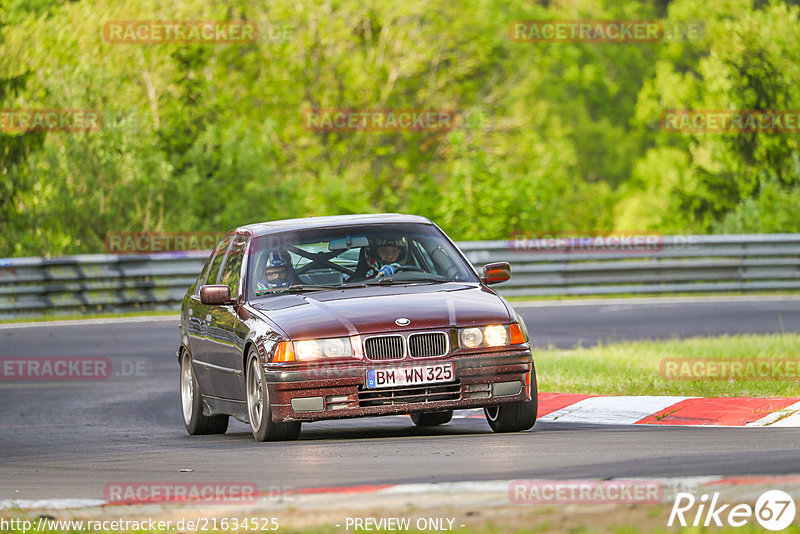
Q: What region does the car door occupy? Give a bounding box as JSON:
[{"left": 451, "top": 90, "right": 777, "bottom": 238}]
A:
[
  {"left": 185, "top": 258, "right": 210, "bottom": 365},
  {"left": 206, "top": 234, "right": 250, "bottom": 400},
  {"left": 191, "top": 234, "right": 233, "bottom": 397}
]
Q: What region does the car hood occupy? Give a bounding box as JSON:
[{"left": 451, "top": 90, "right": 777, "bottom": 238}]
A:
[{"left": 249, "top": 283, "right": 513, "bottom": 339}]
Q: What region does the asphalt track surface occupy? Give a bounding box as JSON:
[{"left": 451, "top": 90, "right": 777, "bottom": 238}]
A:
[{"left": 1, "top": 296, "right": 799, "bottom": 501}]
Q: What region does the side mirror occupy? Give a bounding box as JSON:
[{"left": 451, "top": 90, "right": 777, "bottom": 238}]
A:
[
  {"left": 481, "top": 262, "right": 511, "bottom": 285},
  {"left": 200, "top": 285, "right": 234, "bottom": 305}
]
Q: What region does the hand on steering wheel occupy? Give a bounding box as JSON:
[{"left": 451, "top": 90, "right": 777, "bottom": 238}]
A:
[
  {"left": 376, "top": 264, "right": 425, "bottom": 278},
  {"left": 376, "top": 263, "right": 401, "bottom": 278}
]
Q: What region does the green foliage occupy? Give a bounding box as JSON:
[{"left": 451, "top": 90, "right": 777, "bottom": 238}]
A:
[
  {"left": 0, "top": 0, "right": 798, "bottom": 257},
  {"left": 628, "top": 0, "right": 800, "bottom": 233},
  {"left": 0, "top": 6, "right": 46, "bottom": 256}
]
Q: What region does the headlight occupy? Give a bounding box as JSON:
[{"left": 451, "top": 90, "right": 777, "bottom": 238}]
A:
[
  {"left": 459, "top": 327, "right": 483, "bottom": 348},
  {"left": 458, "top": 324, "right": 526, "bottom": 348},
  {"left": 483, "top": 325, "right": 508, "bottom": 346},
  {"left": 293, "top": 337, "right": 354, "bottom": 361}
]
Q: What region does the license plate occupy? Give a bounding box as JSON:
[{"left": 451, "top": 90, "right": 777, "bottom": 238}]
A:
[{"left": 366, "top": 363, "right": 454, "bottom": 389}]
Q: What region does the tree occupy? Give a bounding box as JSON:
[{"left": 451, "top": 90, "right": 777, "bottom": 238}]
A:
[{"left": 0, "top": 6, "right": 45, "bottom": 256}]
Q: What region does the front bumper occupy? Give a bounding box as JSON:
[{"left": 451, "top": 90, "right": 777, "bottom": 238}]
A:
[{"left": 265, "top": 350, "right": 533, "bottom": 422}]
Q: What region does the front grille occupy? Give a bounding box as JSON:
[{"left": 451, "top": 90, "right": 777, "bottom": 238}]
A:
[
  {"left": 364, "top": 335, "right": 405, "bottom": 361},
  {"left": 358, "top": 382, "right": 461, "bottom": 407},
  {"left": 408, "top": 332, "right": 448, "bottom": 358}
]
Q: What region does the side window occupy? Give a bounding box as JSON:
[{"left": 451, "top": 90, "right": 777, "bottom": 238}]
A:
[
  {"left": 205, "top": 235, "right": 234, "bottom": 286},
  {"left": 192, "top": 258, "right": 211, "bottom": 296},
  {"left": 219, "top": 235, "right": 247, "bottom": 297}
]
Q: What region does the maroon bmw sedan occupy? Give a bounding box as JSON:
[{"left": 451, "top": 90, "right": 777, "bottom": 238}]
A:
[{"left": 178, "top": 214, "right": 536, "bottom": 441}]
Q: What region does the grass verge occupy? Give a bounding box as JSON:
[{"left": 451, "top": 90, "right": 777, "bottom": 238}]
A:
[{"left": 536, "top": 333, "right": 800, "bottom": 397}]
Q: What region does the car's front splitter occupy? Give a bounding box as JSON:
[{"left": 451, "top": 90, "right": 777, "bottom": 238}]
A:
[{"left": 265, "top": 351, "right": 534, "bottom": 422}]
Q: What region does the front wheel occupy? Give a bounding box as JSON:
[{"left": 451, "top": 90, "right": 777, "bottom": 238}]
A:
[
  {"left": 180, "top": 350, "right": 228, "bottom": 435},
  {"left": 246, "top": 350, "right": 301, "bottom": 442},
  {"left": 410, "top": 410, "right": 453, "bottom": 426},
  {"left": 484, "top": 369, "right": 538, "bottom": 433}
]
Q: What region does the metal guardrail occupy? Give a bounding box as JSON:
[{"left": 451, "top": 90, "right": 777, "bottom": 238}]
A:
[
  {"left": 1, "top": 234, "right": 799, "bottom": 319},
  {"left": 459, "top": 234, "right": 800, "bottom": 297},
  {"left": 0, "top": 253, "right": 205, "bottom": 319}
]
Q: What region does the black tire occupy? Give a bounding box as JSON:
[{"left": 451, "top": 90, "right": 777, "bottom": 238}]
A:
[
  {"left": 180, "top": 350, "right": 229, "bottom": 435},
  {"left": 484, "top": 368, "right": 538, "bottom": 433},
  {"left": 246, "top": 350, "right": 301, "bottom": 442},
  {"left": 410, "top": 410, "right": 454, "bottom": 426}
]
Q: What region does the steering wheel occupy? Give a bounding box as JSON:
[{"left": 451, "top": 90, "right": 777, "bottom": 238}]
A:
[{"left": 395, "top": 265, "right": 424, "bottom": 273}]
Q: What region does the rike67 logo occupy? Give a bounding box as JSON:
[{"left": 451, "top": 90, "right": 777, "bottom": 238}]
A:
[{"left": 669, "top": 490, "right": 796, "bottom": 531}]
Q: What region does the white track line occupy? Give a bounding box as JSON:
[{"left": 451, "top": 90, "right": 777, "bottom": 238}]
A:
[
  {"left": 746, "top": 401, "right": 800, "bottom": 427},
  {"left": 0, "top": 498, "right": 105, "bottom": 510},
  {"left": 538, "top": 396, "right": 695, "bottom": 425},
  {"left": 0, "top": 476, "right": 740, "bottom": 509},
  {"left": 0, "top": 315, "right": 179, "bottom": 329}
]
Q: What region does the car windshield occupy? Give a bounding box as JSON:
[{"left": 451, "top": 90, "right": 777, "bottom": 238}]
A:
[{"left": 247, "top": 223, "right": 478, "bottom": 298}]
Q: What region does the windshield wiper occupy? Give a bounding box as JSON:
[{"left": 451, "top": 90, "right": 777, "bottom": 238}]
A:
[
  {"left": 364, "top": 277, "right": 448, "bottom": 286},
  {"left": 364, "top": 278, "right": 397, "bottom": 285},
  {"left": 266, "top": 284, "right": 339, "bottom": 294},
  {"left": 257, "top": 282, "right": 369, "bottom": 296}
]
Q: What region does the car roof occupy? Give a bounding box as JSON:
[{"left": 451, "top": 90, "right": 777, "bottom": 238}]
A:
[{"left": 235, "top": 213, "right": 434, "bottom": 237}]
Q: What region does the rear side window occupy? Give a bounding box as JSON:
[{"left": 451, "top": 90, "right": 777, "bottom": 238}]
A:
[{"left": 204, "top": 235, "right": 234, "bottom": 285}]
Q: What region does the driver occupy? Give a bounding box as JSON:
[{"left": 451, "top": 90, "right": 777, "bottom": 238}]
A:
[
  {"left": 359, "top": 237, "right": 408, "bottom": 279},
  {"left": 256, "top": 250, "right": 299, "bottom": 294}
]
